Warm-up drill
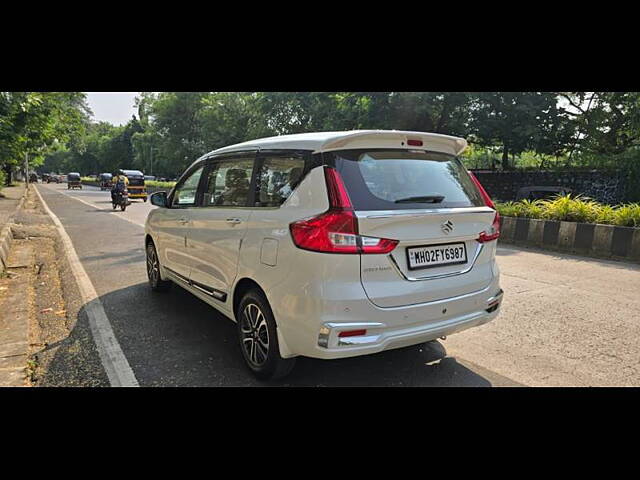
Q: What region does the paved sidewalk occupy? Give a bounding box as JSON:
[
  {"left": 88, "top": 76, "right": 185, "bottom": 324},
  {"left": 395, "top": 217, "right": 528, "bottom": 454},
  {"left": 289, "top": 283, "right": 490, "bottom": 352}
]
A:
[
  {"left": 0, "top": 241, "right": 34, "bottom": 386},
  {"left": 0, "top": 183, "right": 31, "bottom": 385},
  {"left": 0, "top": 183, "right": 26, "bottom": 227}
]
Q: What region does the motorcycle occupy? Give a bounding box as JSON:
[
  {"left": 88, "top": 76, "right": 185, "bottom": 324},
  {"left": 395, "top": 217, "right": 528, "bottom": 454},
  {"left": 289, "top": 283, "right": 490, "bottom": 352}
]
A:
[{"left": 112, "top": 188, "right": 129, "bottom": 211}]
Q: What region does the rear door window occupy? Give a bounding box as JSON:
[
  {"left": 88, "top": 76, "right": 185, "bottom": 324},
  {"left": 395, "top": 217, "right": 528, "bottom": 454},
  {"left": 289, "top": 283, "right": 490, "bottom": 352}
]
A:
[
  {"left": 329, "top": 149, "right": 484, "bottom": 210},
  {"left": 255, "top": 155, "right": 306, "bottom": 207}
]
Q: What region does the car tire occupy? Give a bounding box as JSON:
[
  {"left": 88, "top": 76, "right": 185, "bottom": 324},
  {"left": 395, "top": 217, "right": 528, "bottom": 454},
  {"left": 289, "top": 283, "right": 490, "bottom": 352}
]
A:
[
  {"left": 237, "top": 289, "right": 296, "bottom": 381},
  {"left": 146, "top": 241, "right": 171, "bottom": 292}
]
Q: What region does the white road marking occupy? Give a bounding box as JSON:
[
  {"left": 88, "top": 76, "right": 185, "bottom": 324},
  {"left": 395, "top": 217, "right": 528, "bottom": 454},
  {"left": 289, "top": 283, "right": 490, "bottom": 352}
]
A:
[
  {"left": 43, "top": 185, "right": 146, "bottom": 228},
  {"left": 34, "top": 185, "right": 139, "bottom": 387}
]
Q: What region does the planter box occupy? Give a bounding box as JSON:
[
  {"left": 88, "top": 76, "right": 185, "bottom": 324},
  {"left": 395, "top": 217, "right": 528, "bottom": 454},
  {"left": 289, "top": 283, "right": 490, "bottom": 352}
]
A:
[{"left": 499, "top": 216, "right": 640, "bottom": 263}]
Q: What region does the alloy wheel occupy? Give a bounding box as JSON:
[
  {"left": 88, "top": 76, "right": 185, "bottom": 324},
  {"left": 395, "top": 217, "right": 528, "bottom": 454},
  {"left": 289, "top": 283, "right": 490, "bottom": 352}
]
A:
[
  {"left": 147, "top": 245, "right": 159, "bottom": 286},
  {"left": 240, "top": 303, "right": 270, "bottom": 367}
]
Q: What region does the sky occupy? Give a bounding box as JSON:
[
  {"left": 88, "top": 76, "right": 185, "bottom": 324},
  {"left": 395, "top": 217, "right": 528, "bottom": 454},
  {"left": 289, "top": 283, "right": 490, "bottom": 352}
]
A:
[
  {"left": 85, "top": 92, "right": 140, "bottom": 125},
  {"left": 84, "top": 92, "right": 587, "bottom": 127}
]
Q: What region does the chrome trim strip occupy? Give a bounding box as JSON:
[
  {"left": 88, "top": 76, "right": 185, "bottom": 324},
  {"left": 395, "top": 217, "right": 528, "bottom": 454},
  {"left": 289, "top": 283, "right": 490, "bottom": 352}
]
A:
[
  {"left": 487, "top": 289, "right": 504, "bottom": 305},
  {"left": 387, "top": 242, "right": 484, "bottom": 282},
  {"left": 165, "top": 267, "right": 227, "bottom": 302},
  {"left": 338, "top": 335, "right": 380, "bottom": 346},
  {"left": 324, "top": 322, "right": 385, "bottom": 329},
  {"left": 165, "top": 267, "right": 190, "bottom": 284},
  {"left": 360, "top": 206, "right": 494, "bottom": 219},
  {"left": 191, "top": 282, "right": 227, "bottom": 302}
]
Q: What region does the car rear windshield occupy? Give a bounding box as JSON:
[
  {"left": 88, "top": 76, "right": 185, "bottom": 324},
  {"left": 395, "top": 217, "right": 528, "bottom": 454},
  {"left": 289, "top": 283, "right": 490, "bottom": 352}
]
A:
[{"left": 328, "top": 149, "right": 485, "bottom": 211}]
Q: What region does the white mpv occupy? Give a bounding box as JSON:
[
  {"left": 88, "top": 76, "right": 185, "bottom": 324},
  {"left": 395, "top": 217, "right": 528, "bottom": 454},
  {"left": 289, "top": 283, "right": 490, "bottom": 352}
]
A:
[{"left": 145, "top": 130, "right": 503, "bottom": 379}]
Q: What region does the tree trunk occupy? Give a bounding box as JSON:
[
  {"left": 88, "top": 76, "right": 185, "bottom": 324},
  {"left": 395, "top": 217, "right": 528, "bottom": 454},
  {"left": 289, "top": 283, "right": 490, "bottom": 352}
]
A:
[
  {"left": 501, "top": 146, "right": 509, "bottom": 170},
  {"left": 3, "top": 164, "right": 12, "bottom": 186}
]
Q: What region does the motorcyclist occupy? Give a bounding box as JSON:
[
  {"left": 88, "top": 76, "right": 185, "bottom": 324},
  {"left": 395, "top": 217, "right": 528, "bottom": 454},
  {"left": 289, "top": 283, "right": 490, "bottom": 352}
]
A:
[{"left": 111, "top": 171, "right": 129, "bottom": 203}]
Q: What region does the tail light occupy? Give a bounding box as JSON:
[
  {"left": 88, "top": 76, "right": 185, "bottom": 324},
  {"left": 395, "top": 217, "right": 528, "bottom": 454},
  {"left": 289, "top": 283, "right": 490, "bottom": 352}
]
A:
[
  {"left": 468, "top": 171, "right": 495, "bottom": 209},
  {"left": 477, "top": 212, "right": 500, "bottom": 243},
  {"left": 289, "top": 167, "right": 399, "bottom": 254},
  {"left": 469, "top": 171, "right": 500, "bottom": 243}
]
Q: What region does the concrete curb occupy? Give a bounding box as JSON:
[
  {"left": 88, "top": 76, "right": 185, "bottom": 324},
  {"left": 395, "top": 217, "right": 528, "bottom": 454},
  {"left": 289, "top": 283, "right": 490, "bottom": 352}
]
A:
[
  {"left": 499, "top": 216, "right": 640, "bottom": 263},
  {"left": 0, "top": 185, "right": 28, "bottom": 274}
]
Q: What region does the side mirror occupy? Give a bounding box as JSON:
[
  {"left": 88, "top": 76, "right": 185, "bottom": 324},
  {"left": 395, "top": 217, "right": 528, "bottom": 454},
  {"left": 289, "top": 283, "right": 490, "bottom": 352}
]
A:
[{"left": 150, "top": 191, "right": 168, "bottom": 207}]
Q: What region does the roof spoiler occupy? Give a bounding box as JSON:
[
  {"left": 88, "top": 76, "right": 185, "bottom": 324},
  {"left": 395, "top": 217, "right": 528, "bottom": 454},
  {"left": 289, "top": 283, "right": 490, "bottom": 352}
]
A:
[{"left": 317, "top": 130, "right": 467, "bottom": 156}]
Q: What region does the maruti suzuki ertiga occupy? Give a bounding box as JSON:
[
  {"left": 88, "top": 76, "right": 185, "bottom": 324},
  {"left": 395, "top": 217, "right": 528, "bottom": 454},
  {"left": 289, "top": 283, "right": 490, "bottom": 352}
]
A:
[{"left": 145, "top": 130, "right": 503, "bottom": 379}]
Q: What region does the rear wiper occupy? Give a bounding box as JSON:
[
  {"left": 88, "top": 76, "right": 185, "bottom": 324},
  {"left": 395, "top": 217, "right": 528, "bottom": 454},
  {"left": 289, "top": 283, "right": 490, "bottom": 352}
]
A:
[{"left": 394, "top": 195, "right": 445, "bottom": 204}]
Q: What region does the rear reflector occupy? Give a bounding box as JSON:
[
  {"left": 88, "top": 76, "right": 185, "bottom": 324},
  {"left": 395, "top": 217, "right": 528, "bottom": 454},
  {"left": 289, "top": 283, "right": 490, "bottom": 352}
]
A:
[
  {"left": 338, "top": 329, "right": 367, "bottom": 338},
  {"left": 407, "top": 139, "right": 423, "bottom": 146}
]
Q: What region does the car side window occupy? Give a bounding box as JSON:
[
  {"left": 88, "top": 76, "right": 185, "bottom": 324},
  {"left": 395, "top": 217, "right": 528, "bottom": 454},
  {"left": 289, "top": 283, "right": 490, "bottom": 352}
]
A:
[
  {"left": 204, "top": 157, "right": 254, "bottom": 207},
  {"left": 256, "top": 156, "right": 305, "bottom": 207},
  {"left": 172, "top": 166, "right": 204, "bottom": 207}
]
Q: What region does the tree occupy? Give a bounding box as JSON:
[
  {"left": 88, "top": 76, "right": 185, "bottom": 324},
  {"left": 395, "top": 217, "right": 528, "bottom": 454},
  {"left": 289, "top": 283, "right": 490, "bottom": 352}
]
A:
[
  {"left": 560, "top": 92, "right": 640, "bottom": 160},
  {"left": 469, "top": 92, "right": 569, "bottom": 169},
  {"left": 0, "top": 92, "right": 89, "bottom": 184}
]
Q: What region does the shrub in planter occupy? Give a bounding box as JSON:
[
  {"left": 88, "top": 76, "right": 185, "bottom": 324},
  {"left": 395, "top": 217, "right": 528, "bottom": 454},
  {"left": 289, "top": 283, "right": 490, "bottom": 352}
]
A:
[
  {"left": 614, "top": 204, "right": 640, "bottom": 227},
  {"left": 496, "top": 194, "right": 640, "bottom": 227}
]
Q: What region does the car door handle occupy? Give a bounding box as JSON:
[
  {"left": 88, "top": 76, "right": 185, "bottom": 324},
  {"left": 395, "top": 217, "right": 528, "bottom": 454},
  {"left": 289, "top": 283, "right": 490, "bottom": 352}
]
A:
[{"left": 226, "top": 218, "right": 242, "bottom": 225}]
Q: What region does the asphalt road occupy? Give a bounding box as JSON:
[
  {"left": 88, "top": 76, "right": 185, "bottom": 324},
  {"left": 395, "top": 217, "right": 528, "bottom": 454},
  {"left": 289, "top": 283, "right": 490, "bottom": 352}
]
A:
[{"left": 35, "top": 183, "right": 640, "bottom": 386}]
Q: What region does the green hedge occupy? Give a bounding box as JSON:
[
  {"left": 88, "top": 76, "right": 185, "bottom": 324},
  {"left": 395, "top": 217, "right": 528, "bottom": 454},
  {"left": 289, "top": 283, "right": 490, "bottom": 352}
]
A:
[
  {"left": 80, "top": 178, "right": 176, "bottom": 189},
  {"left": 496, "top": 195, "right": 640, "bottom": 227},
  {"left": 145, "top": 180, "right": 176, "bottom": 189}
]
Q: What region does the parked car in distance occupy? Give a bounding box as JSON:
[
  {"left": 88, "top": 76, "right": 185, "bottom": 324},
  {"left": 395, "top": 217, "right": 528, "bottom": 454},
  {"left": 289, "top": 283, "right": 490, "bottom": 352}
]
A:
[
  {"left": 45, "top": 174, "right": 61, "bottom": 183},
  {"left": 144, "top": 130, "right": 504, "bottom": 380},
  {"left": 144, "top": 175, "right": 156, "bottom": 182},
  {"left": 516, "top": 186, "right": 573, "bottom": 201}
]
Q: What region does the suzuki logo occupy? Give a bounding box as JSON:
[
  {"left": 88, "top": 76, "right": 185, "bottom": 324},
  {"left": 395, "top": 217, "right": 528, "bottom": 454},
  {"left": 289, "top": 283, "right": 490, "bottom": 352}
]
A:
[{"left": 441, "top": 220, "right": 454, "bottom": 234}]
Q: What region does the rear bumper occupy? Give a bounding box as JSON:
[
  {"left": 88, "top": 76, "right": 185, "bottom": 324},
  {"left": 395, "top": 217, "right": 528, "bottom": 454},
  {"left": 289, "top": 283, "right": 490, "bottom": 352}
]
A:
[
  {"left": 269, "top": 261, "right": 502, "bottom": 359},
  {"left": 310, "top": 287, "right": 502, "bottom": 359},
  {"left": 127, "top": 187, "right": 147, "bottom": 198}
]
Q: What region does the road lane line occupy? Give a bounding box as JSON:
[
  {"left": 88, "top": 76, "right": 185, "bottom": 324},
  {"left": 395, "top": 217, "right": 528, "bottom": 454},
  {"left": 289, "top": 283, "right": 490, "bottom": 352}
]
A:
[
  {"left": 41, "top": 184, "right": 146, "bottom": 228},
  {"left": 34, "top": 185, "right": 139, "bottom": 387}
]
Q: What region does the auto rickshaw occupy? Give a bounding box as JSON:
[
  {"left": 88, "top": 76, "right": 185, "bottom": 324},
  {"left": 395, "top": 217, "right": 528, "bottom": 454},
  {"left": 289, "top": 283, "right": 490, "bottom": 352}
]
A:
[
  {"left": 119, "top": 169, "right": 147, "bottom": 202},
  {"left": 67, "top": 172, "right": 83, "bottom": 190},
  {"left": 99, "top": 173, "right": 113, "bottom": 191}
]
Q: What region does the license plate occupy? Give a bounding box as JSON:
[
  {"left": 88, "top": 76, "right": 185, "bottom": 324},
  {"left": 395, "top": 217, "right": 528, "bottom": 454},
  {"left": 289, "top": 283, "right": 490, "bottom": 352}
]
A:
[{"left": 406, "top": 242, "right": 468, "bottom": 270}]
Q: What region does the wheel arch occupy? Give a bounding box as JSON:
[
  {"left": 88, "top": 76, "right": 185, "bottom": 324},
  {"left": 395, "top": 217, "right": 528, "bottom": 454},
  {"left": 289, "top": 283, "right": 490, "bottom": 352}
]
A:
[
  {"left": 145, "top": 233, "right": 155, "bottom": 248},
  {"left": 232, "top": 277, "right": 295, "bottom": 358},
  {"left": 233, "top": 277, "right": 267, "bottom": 320}
]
